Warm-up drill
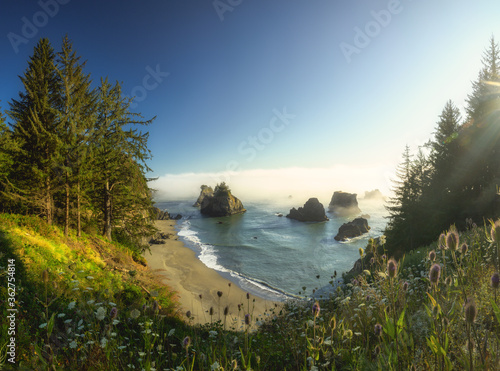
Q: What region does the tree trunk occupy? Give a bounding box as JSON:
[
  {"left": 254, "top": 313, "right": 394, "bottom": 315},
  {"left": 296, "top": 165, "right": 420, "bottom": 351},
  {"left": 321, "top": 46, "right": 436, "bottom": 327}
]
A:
[
  {"left": 77, "top": 180, "right": 81, "bottom": 237},
  {"left": 103, "top": 179, "right": 112, "bottom": 240},
  {"left": 64, "top": 173, "right": 70, "bottom": 237},
  {"left": 46, "top": 178, "right": 53, "bottom": 225}
]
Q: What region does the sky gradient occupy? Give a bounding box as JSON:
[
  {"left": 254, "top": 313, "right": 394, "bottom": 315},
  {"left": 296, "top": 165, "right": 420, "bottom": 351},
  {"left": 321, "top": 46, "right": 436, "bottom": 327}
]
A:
[{"left": 2, "top": 0, "right": 500, "bottom": 201}]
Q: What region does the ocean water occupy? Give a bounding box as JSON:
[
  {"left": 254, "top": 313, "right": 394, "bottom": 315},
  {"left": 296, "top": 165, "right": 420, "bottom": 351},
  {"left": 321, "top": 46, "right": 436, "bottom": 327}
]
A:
[{"left": 154, "top": 197, "right": 387, "bottom": 301}]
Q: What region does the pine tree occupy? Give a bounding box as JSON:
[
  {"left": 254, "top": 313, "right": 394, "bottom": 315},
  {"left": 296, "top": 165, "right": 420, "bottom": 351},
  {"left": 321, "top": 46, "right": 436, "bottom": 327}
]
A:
[
  {"left": 8, "top": 38, "right": 61, "bottom": 223},
  {"left": 56, "top": 36, "right": 95, "bottom": 236},
  {"left": 91, "top": 77, "right": 155, "bottom": 241}
]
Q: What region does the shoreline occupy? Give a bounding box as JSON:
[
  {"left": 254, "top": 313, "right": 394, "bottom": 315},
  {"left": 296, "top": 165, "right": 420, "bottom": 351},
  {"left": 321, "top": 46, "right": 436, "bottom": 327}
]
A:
[{"left": 144, "top": 220, "right": 281, "bottom": 329}]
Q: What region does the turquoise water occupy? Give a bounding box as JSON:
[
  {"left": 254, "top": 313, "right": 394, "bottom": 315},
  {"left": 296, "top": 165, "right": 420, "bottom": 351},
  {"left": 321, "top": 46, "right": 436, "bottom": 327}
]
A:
[{"left": 155, "top": 198, "right": 387, "bottom": 301}]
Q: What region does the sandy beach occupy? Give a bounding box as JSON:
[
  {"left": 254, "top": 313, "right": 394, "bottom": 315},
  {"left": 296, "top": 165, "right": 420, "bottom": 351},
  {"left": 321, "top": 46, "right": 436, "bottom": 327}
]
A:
[{"left": 144, "top": 220, "right": 281, "bottom": 329}]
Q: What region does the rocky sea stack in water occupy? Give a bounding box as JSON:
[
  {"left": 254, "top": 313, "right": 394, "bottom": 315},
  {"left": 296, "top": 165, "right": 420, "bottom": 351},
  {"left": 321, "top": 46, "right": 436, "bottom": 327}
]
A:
[
  {"left": 200, "top": 182, "right": 246, "bottom": 217},
  {"left": 286, "top": 198, "right": 329, "bottom": 222},
  {"left": 329, "top": 191, "right": 361, "bottom": 216},
  {"left": 334, "top": 217, "right": 370, "bottom": 241},
  {"left": 193, "top": 185, "right": 214, "bottom": 207}
]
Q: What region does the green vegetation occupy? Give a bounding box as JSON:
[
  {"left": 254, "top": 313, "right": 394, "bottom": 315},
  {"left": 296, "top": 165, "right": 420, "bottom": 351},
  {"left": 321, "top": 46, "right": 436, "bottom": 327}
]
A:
[
  {"left": 214, "top": 182, "right": 231, "bottom": 197},
  {"left": 1, "top": 36, "right": 156, "bottom": 247},
  {"left": 2, "top": 213, "right": 500, "bottom": 369},
  {"left": 386, "top": 37, "right": 500, "bottom": 258}
]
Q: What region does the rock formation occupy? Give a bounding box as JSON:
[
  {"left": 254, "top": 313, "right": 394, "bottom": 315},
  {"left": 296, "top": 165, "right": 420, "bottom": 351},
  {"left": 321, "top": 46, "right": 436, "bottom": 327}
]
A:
[
  {"left": 334, "top": 217, "right": 370, "bottom": 241},
  {"left": 200, "top": 183, "right": 246, "bottom": 217},
  {"left": 153, "top": 207, "right": 170, "bottom": 220},
  {"left": 363, "top": 189, "right": 385, "bottom": 200},
  {"left": 329, "top": 191, "right": 361, "bottom": 216},
  {"left": 286, "top": 198, "right": 329, "bottom": 222},
  {"left": 193, "top": 185, "right": 214, "bottom": 207}
]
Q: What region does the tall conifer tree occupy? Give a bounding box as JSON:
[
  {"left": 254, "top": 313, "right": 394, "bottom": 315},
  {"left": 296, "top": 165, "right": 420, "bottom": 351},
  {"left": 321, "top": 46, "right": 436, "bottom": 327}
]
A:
[{"left": 8, "top": 38, "right": 61, "bottom": 224}]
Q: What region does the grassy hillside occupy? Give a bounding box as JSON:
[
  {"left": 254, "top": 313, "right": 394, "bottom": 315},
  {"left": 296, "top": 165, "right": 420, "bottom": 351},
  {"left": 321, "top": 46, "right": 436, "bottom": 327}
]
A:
[{"left": 1, "top": 214, "right": 500, "bottom": 370}]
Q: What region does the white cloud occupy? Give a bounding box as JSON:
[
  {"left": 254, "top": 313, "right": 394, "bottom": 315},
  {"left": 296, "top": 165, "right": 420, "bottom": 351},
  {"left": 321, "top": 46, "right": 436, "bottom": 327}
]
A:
[{"left": 150, "top": 164, "right": 395, "bottom": 204}]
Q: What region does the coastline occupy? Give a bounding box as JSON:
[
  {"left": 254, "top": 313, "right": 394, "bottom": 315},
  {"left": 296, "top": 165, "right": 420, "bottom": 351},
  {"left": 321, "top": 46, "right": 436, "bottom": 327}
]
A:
[{"left": 144, "top": 220, "right": 281, "bottom": 328}]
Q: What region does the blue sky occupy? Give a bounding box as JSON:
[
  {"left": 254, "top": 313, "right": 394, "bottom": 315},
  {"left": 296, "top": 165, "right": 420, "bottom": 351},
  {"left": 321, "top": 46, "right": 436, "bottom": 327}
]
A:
[{"left": 1, "top": 0, "right": 500, "bottom": 201}]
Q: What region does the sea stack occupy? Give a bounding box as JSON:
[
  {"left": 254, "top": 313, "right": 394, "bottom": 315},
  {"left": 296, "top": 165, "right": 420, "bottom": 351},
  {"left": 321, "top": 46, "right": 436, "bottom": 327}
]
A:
[
  {"left": 328, "top": 191, "right": 361, "bottom": 216},
  {"left": 334, "top": 217, "right": 370, "bottom": 241},
  {"left": 286, "top": 198, "right": 329, "bottom": 222},
  {"left": 193, "top": 185, "right": 214, "bottom": 207},
  {"left": 200, "top": 182, "right": 246, "bottom": 217}
]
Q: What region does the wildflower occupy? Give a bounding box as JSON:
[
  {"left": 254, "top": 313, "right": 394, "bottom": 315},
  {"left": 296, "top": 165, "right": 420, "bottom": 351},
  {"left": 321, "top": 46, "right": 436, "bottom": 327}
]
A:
[
  {"left": 382, "top": 254, "right": 387, "bottom": 261},
  {"left": 491, "top": 219, "right": 500, "bottom": 242},
  {"left": 110, "top": 307, "right": 118, "bottom": 320},
  {"left": 130, "top": 309, "right": 140, "bottom": 319},
  {"left": 39, "top": 323, "right": 47, "bottom": 329},
  {"left": 359, "top": 247, "right": 364, "bottom": 257},
  {"left": 86, "top": 276, "right": 94, "bottom": 280},
  {"left": 211, "top": 361, "right": 220, "bottom": 371},
  {"left": 223, "top": 306, "right": 229, "bottom": 317},
  {"left": 446, "top": 230, "right": 459, "bottom": 250},
  {"left": 168, "top": 328, "right": 175, "bottom": 337},
  {"left": 244, "top": 314, "right": 250, "bottom": 326},
  {"left": 387, "top": 259, "right": 397, "bottom": 278},
  {"left": 57, "top": 313, "right": 66, "bottom": 318},
  {"left": 379, "top": 235, "right": 386, "bottom": 245},
  {"left": 312, "top": 301, "right": 320, "bottom": 317},
  {"left": 100, "top": 337, "right": 108, "bottom": 348},
  {"left": 64, "top": 319, "right": 72, "bottom": 324},
  {"left": 95, "top": 307, "right": 106, "bottom": 321},
  {"left": 429, "top": 264, "right": 441, "bottom": 285},
  {"left": 491, "top": 272, "right": 500, "bottom": 289},
  {"left": 41, "top": 269, "right": 49, "bottom": 284},
  {"left": 246, "top": 292, "right": 250, "bottom": 300},
  {"left": 69, "top": 340, "right": 77, "bottom": 349},
  {"left": 217, "top": 291, "right": 223, "bottom": 298},
  {"left": 152, "top": 300, "right": 159, "bottom": 313},
  {"left": 183, "top": 336, "right": 191, "bottom": 349},
  {"left": 402, "top": 281, "right": 409, "bottom": 292},
  {"left": 209, "top": 330, "right": 218, "bottom": 338},
  {"left": 461, "top": 243, "right": 468, "bottom": 255},
  {"left": 374, "top": 323, "right": 383, "bottom": 336},
  {"left": 209, "top": 307, "right": 214, "bottom": 316},
  {"left": 438, "top": 233, "right": 446, "bottom": 249},
  {"left": 370, "top": 257, "right": 375, "bottom": 265},
  {"left": 464, "top": 299, "right": 477, "bottom": 324},
  {"left": 428, "top": 250, "right": 436, "bottom": 261},
  {"left": 87, "top": 300, "right": 95, "bottom": 305},
  {"left": 68, "top": 301, "right": 76, "bottom": 310}
]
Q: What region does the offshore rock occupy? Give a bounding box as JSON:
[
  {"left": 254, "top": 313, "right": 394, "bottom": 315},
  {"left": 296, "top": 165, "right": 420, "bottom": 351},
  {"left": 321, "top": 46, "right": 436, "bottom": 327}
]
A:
[
  {"left": 193, "top": 185, "right": 214, "bottom": 207},
  {"left": 200, "top": 190, "right": 246, "bottom": 217},
  {"left": 334, "top": 217, "right": 370, "bottom": 241},
  {"left": 286, "top": 198, "right": 329, "bottom": 222},
  {"left": 329, "top": 191, "right": 361, "bottom": 216}
]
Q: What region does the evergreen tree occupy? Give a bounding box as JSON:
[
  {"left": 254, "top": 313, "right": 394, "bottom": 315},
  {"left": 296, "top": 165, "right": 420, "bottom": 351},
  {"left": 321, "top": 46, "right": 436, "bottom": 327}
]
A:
[
  {"left": 8, "top": 38, "right": 61, "bottom": 224},
  {"left": 55, "top": 36, "right": 95, "bottom": 236},
  {"left": 91, "top": 77, "right": 155, "bottom": 242}
]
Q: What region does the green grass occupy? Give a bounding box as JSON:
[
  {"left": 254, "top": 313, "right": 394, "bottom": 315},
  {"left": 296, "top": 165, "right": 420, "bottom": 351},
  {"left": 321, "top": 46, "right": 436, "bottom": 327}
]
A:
[{"left": 1, "top": 213, "right": 500, "bottom": 370}]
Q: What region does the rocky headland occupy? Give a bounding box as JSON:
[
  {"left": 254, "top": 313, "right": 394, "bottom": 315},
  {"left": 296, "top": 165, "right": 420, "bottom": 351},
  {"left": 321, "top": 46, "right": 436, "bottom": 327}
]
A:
[{"left": 200, "top": 183, "right": 246, "bottom": 217}]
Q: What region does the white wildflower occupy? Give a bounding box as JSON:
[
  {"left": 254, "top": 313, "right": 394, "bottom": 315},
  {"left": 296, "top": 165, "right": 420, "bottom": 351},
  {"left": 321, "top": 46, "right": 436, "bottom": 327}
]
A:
[
  {"left": 95, "top": 307, "right": 106, "bottom": 321},
  {"left": 130, "top": 309, "right": 141, "bottom": 319},
  {"left": 69, "top": 340, "right": 77, "bottom": 349},
  {"left": 39, "top": 323, "right": 47, "bottom": 329},
  {"left": 211, "top": 361, "right": 220, "bottom": 370},
  {"left": 87, "top": 300, "right": 95, "bottom": 305},
  {"left": 57, "top": 313, "right": 66, "bottom": 318},
  {"left": 100, "top": 337, "right": 108, "bottom": 348},
  {"left": 86, "top": 276, "right": 94, "bottom": 280},
  {"left": 64, "top": 319, "right": 72, "bottom": 324},
  {"left": 168, "top": 328, "right": 175, "bottom": 336},
  {"left": 68, "top": 301, "right": 76, "bottom": 310}
]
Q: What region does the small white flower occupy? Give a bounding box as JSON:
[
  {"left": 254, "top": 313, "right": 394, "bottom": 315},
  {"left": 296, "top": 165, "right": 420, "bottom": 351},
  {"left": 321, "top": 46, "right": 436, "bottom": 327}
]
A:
[
  {"left": 69, "top": 340, "right": 77, "bottom": 349},
  {"left": 72, "top": 287, "right": 80, "bottom": 291},
  {"left": 100, "top": 337, "right": 108, "bottom": 348},
  {"left": 118, "top": 345, "right": 127, "bottom": 350},
  {"left": 86, "top": 276, "right": 94, "bottom": 280},
  {"left": 112, "top": 319, "right": 120, "bottom": 325},
  {"left": 95, "top": 307, "right": 106, "bottom": 321},
  {"left": 168, "top": 328, "right": 175, "bottom": 336},
  {"left": 130, "top": 309, "right": 141, "bottom": 319},
  {"left": 211, "top": 361, "right": 220, "bottom": 370},
  {"left": 138, "top": 352, "right": 146, "bottom": 357},
  {"left": 39, "top": 323, "right": 47, "bottom": 329},
  {"left": 87, "top": 300, "right": 95, "bottom": 305},
  {"left": 110, "top": 332, "right": 117, "bottom": 337},
  {"left": 68, "top": 301, "right": 76, "bottom": 310},
  {"left": 57, "top": 313, "right": 66, "bottom": 318},
  {"left": 109, "top": 302, "right": 117, "bottom": 306},
  {"left": 209, "top": 330, "right": 218, "bottom": 338},
  {"left": 64, "top": 319, "right": 72, "bottom": 324}
]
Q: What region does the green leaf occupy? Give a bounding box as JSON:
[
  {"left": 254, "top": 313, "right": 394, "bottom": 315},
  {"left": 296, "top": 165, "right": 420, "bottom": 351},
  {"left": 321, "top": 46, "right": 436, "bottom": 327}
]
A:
[
  {"left": 427, "top": 292, "right": 437, "bottom": 308},
  {"left": 492, "top": 300, "right": 500, "bottom": 324},
  {"left": 47, "top": 312, "right": 56, "bottom": 337},
  {"left": 397, "top": 308, "right": 406, "bottom": 334}
]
